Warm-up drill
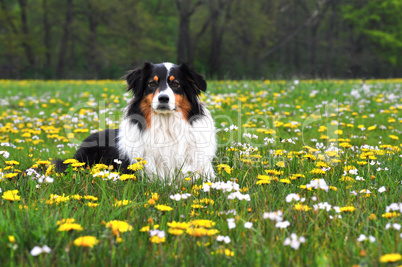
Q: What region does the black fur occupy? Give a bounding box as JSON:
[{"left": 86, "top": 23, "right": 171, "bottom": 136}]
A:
[{"left": 54, "top": 129, "right": 130, "bottom": 173}]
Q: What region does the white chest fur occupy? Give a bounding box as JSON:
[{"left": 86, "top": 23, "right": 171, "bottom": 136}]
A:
[{"left": 117, "top": 108, "right": 216, "bottom": 181}]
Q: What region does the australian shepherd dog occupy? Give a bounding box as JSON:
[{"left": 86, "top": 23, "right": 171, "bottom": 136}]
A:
[{"left": 55, "top": 62, "right": 216, "bottom": 181}]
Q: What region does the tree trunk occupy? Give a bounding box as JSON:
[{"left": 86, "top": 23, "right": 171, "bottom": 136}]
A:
[
  {"left": 56, "top": 0, "right": 73, "bottom": 78},
  {"left": 18, "top": 0, "right": 35, "bottom": 68},
  {"left": 43, "top": 0, "right": 51, "bottom": 74},
  {"left": 208, "top": 0, "right": 232, "bottom": 77},
  {"left": 324, "top": 0, "right": 335, "bottom": 76},
  {"left": 293, "top": 0, "right": 300, "bottom": 73},
  {"left": 69, "top": 32, "right": 75, "bottom": 70},
  {"left": 209, "top": 11, "right": 219, "bottom": 76},
  {"left": 175, "top": 0, "right": 201, "bottom": 65},
  {"left": 310, "top": 25, "right": 318, "bottom": 76},
  {"left": 177, "top": 14, "right": 192, "bottom": 64},
  {"left": 87, "top": 0, "right": 99, "bottom": 78}
]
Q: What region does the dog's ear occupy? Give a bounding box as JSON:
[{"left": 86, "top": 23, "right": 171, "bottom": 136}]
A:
[
  {"left": 124, "top": 62, "right": 152, "bottom": 96},
  {"left": 179, "top": 63, "right": 207, "bottom": 94}
]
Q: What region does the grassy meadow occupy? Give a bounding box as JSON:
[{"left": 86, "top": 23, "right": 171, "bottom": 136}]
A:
[{"left": 0, "top": 79, "right": 401, "bottom": 266}]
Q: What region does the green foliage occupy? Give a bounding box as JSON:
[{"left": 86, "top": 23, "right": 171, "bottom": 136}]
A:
[
  {"left": 342, "top": 0, "right": 402, "bottom": 65},
  {"left": 0, "top": 0, "right": 401, "bottom": 78}
]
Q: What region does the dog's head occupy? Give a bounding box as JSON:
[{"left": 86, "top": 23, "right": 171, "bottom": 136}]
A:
[{"left": 125, "top": 62, "right": 207, "bottom": 123}]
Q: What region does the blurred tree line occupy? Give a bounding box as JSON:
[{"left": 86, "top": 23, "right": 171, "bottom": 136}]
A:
[{"left": 0, "top": 0, "right": 401, "bottom": 79}]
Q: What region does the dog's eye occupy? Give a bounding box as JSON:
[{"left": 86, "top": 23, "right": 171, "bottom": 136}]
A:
[
  {"left": 148, "top": 81, "right": 157, "bottom": 87},
  {"left": 171, "top": 80, "right": 179, "bottom": 87}
]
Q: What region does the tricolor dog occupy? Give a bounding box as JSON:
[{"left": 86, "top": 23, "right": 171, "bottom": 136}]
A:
[{"left": 55, "top": 62, "right": 216, "bottom": 181}]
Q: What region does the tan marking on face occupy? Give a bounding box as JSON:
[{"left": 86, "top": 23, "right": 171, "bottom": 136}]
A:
[
  {"left": 140, "top": 93, "right": 155, "bottom": 128},
  {"left": 175, "top": 94, "right": 191, "bottom": 121},
  {"left": 153, "top": 76, "right": 159, "bottom": 82},
  {"left": 169, "top": 76, "right": 175, "bottom": 82}
]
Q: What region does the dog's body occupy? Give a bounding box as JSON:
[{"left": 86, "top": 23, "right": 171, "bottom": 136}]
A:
[{"left": 56, "top": 62, "right": 216, "bottom": 181}]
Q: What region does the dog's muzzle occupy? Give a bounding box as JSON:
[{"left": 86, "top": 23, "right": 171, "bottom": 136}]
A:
[{"left": 154, "top": 94, "right": 176, "bottom": 112}]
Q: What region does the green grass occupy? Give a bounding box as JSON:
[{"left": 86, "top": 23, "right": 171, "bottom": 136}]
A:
[{"left": 0, "top": 79, "right": 401, "bottom": 266}]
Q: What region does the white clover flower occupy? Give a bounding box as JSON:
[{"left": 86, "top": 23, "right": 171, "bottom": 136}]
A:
[
  {"left": 283, "top": 233, "right": 306, "bottom": 250},
  {"left": 306, "top": 179, "right": 329, "bottom": 191},
  {"left": 30, "top": 245, "right": 51, "bottom": 256},
  {"left": 114, "top": 159, "right": 122, "bottom": 164},
  {"left": 285, "top": 193, "right": 300, "bottom": 203},
  {"left": 357, "top": 234, "right": 367, "bottom": 242},
  {"left": 149, "top": 230, "right": 166, "bottom": 238},
  {"left": 263, "top": 211, "right": 284, "bottom": 222},
  {"left": 378, "top": 186, "right": 386, "bottom": 193},
  {"left": 169, "top": 193, "right": 191, "bottom": 201},
  {"left": 216, "top": 235, "right": 231, "bottom": 244},
  {"left": 385, "top": 223, "right": 401, "bottom": 231},
  {"left": 313, "top": 202, "right": 332, "bottom": 212},
  {"left": 227, "top": 218, "right": 236, "bottom": 229},
  {"left": 227, "top": 191, "right": 250, "bottom": 201},
  {"left": 45, "top": 176, "right": 54, "bottom": 183},
  {"left": 349, "top": 169, "right": 358, "bottom": 175},
  {"left": 244, "top": 222, "right": 253, "bottom": 229},
  {"left": 275, "top": 221, "right": 290, "bottom": 229}
]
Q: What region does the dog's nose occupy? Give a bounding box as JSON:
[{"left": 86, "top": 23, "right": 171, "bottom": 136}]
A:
[{"left": 158, "top": 94, "right": 169, "bottom": 103}]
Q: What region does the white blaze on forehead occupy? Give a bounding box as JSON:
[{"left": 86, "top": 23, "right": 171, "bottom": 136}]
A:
[{"left": 163, "top": 62, "right": 175, "bottom": 75}]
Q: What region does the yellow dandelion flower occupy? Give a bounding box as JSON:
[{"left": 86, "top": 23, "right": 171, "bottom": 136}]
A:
[
  {"left": 339, "top": 206, "right": 356, "bottom": 212},
  {"left": 303, "top": 154, "right": 316, "bottom": 161},
  {"left": 2, "top": 190, "right": 21, "bottom": 201},
  {"left": 106, "top": 220, "right": 133, "bottom": 235},
  {"left": 339, "top": 142, "right": 352, "bottom": 148},
  {"left": 389, "top": 135, "right": 399, "bottom": 140},
  {"left": 310, "top": 169, "right": 326, "bottom": 175},
  {"left": 294, "top": 203, "right": 310, "bottom": 211},
  {"left": 379, "top": 253, "right": 402, "bottom": 263},
  {"left": 168, "top": 228, "right": 185, "bottom": 235},
  {"left": 58, "top": 223, "right": 83, "bottom": 232},
  {"left": 3, "top": 173, "right": 19, "bottom": 179},
  {"left": 36, "top": 160, "right": 51, "bottom": 165},
  {"left": 214, "top": 248, "right": 235, "bottom": 257},
  {"left": 167, "top": 221, "right": 191, "bottom": 229},
  {"left": 217, "top": 164, "right": 232, "bottom": 174},
  {"left": 63, "top": 159, "right": 79, "bottom": 164},
  {"left": 149, "top": 236, "right": 165, "bottom": 243},
  {"left": 382, "top": 212, "right": 400, "bottom": 218},
  {"left": 289, "top": 174, "right": 305, "bottom": 180},
  {"left": 127, "top": 160, "right": 147, "bottom": 171},
  {"left": 5, "top": 160, "right": 19, "bottom": 165},
  {"left": 140, "top": 226, "right": 150, "bottom": 232},
  {"left": 114, "top": 200, "right": 133, "bottom": 207},
  {"left": 73, "top": 236, "right": 99, "bottom": 248},
  {"left": 191, "top": 220, "right": 215, "bottom": 228},
  {"left": 155, "top": 204, "right": 173, "bottom": 211},
  {"left": 84, "top": 195, "right": 98, "bottom": 201},
  {"left": 275, "top": 161, "right": 285, "bottom": 168},
  {"left": 264, "top": 170, "right": 283, "bottom": 176},
  {"left": 71, "top": 194, "right": 82, "bottom": 200},
  {"left": 120, "top": 174, "right": 136, "bottom": 181},
  {"left": 187, "top": 227, "right": 219, "bottom": 237}
]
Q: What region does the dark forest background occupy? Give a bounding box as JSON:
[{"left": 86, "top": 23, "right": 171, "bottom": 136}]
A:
[{"left": 0, "top": 0, "right": 401, "bottom": 79}]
